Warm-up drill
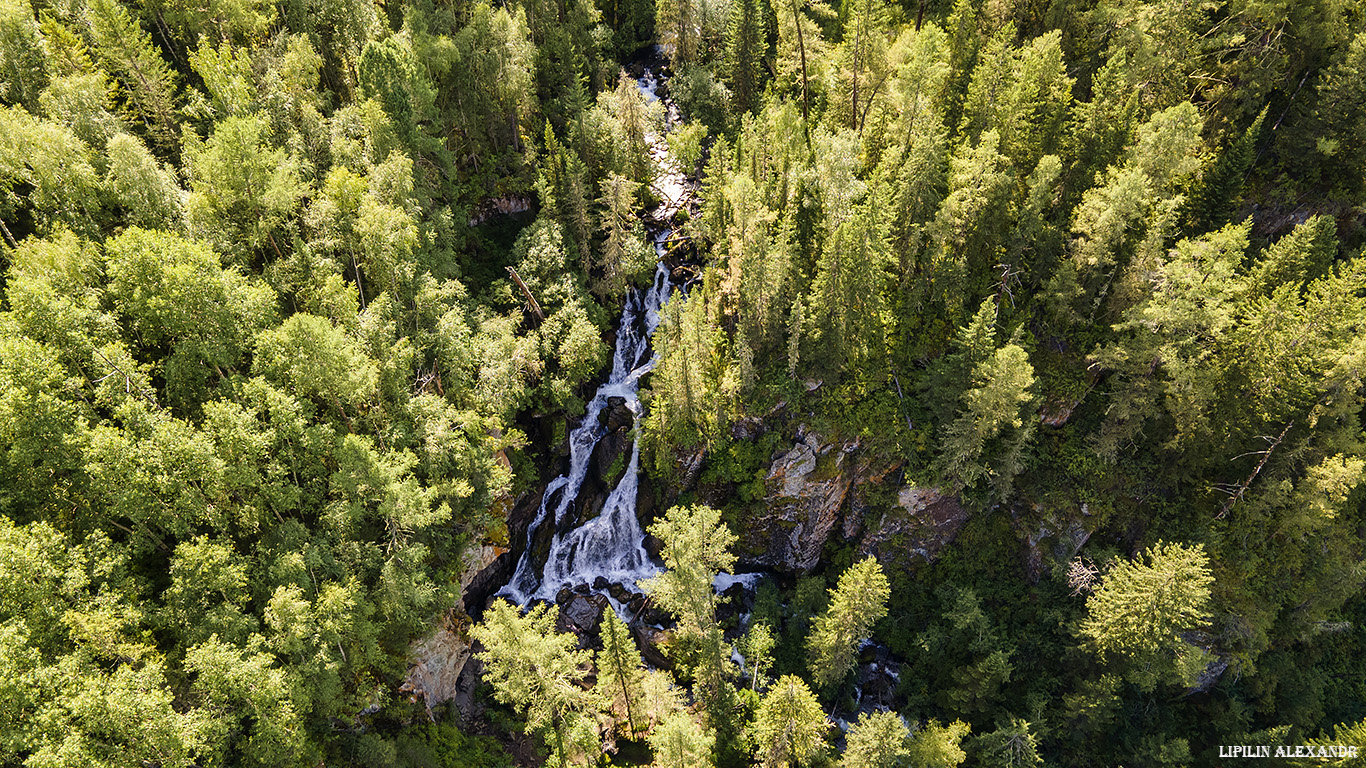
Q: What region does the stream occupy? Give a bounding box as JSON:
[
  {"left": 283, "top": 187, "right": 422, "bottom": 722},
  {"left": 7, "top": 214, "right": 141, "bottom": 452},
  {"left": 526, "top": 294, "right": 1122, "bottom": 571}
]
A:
[{"left": 496, "top": 64, "right": 686, "bottom": 608}]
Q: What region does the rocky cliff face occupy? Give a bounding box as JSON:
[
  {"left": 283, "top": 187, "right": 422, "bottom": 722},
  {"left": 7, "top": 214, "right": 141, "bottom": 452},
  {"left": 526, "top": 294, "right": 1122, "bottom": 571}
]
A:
[
  {"left": 734, "top": 426, "right": 971, "bottom": 575},
  {"left": 401, "top": 541, "right": 505, "bottom": 718},
  {"left": 738, "top": 427, "right": 859, "bottom": 572}
]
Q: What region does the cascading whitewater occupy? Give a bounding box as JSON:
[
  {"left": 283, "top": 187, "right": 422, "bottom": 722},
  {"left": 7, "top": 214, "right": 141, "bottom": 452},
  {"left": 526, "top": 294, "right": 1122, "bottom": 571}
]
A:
[
  {"left": 498, "top": 67, "right": 679, "bottom": 606},
  {"left": 498, "top": 260, "right": 672, "bottom": 604}
]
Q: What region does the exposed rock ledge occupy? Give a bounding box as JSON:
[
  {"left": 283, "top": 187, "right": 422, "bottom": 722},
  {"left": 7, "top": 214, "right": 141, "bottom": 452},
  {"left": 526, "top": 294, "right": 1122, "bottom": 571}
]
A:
[
  {"left": 401, "top": 542, "right": 505, "bottom": 718},
  {"left": 737, "top": 427, "right": 971, "bottom": 574}
]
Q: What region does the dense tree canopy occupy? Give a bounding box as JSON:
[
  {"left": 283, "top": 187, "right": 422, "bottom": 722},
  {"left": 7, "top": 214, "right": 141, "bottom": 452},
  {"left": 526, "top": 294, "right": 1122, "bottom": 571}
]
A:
[{"left": 2, "top": 0, "right": 1365, "bottom": 764}]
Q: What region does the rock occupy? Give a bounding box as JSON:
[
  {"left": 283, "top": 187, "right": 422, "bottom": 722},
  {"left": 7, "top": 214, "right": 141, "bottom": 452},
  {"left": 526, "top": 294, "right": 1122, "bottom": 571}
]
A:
[
  {"left": 556, "top": 586, "right": 575, "bottom": 605},
  {"left": 558, "top": 593, "right": 611, "bottom": 637},
  {"left": 594, "top": 576, "right": 610, "bottom": 591},
  {"left": 738, "top": 429, "right": 857, "bottom": 573},
  {"left": 731, "top": 416, "right": 765, "bottom": 442},
  {"left": 589, "top": 428, "right": 634, "bottom": 496},
  {"left": 1040, "top": 395, "right": 1082, "bottom": 427},
  {"left": 600, "top": 396, "right": 634, "bottom": 433},
  {"left": 636, "top": 470, "right": 659, "bottom": 531},
  {"left": 608, "top": 582, "right": 635, "bottom": 605},
  {"left": 844, "top": 457, "right": 904, "bottom": 542},
  {"left": 1019, "top": 510, "right": 1092, "bottom": 584},
  {"left": 856, "top": 486, "right": 970, "bottom": 568},
  {"left": 401, "top": 612, "right": 474, "bottom": 720},
  {"left": 632, "top": 625, "right": 674, "bottom": 670},
  {"left": 851, "top": 643, "right": 902, "bottom": 714},
  {"left": 677, "top": 447, "right": 706, "bottom": 493}
]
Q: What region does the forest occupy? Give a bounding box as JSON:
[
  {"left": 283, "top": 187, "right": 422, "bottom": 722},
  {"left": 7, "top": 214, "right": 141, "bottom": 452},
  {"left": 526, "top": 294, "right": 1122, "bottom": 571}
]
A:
[{"left": 0, "top": 0, "right": 1364, "bottom": 763}]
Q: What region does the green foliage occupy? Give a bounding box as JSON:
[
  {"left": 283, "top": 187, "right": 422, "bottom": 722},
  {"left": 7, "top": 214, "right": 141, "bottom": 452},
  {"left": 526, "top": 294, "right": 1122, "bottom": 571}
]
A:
[
  {"left": 906, "top": 719, "right": 970, "bottom": 768},
  {"left": 596, "top": 609, "right": 647, "bottom": 735},
  {"left": 841, "top": 710, "right": 910, "bottom": 768},
  {"left": 1081, "top": 542, "right": 1214, "bottom": 690},
  {"left": 472, "top": 600, "right": 599, "bottom": 766},
  {"left": 186, "top": 114, "right": 307, "bottom": 259},
  {"left": 2, "top": 1, "right": 1366, "bottom": 766},
  {"left": 806, "top": 557, "right": 889, "bottom": 692},
  {"left": 84, "top": 0, "right": 180, "bottom": 153},
  {"left": 748, "top": 674, "right": 828, "bottom": 768},
  {"left": 650, "top": 713, "right": 716, "bottom": 768}
]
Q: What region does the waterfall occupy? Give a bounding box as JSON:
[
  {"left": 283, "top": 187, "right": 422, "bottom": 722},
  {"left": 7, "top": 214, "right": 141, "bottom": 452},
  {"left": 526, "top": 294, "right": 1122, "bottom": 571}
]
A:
[{"left": 497, "top": 67, "right": 681, "bottom": 606}]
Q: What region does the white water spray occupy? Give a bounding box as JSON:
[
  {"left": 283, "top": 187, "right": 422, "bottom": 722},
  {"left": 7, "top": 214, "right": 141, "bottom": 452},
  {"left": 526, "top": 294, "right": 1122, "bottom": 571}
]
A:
[{"left": 498, "top": 68, "right": 680, "bottom": 605}]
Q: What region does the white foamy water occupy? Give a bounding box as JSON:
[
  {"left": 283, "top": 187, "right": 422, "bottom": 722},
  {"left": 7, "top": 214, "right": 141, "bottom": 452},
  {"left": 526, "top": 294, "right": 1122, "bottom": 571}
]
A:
[{"left": 497, "top": 69, "right": 683, "bottom": 606}]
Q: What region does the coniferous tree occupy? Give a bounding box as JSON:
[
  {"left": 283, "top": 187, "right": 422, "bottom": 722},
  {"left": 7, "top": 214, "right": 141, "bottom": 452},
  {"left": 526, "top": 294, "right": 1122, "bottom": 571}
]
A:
[
  {"left": 841, "top": 710, "right": 910, "bottom": 768},
  {"left": 472, "top": 600, "right": 599, "bottom": 766},
  {"left": 0, "top": 0, "right": 47, "bottom": 112},
  {"left": 597, "top": 171, "right": 653, "bottom": 296},
  {"left": 639, "top": 504, "right": 737, "bottom": 723},
  {"left": 907, "top": 720, "right": 971, "bottom": 768},
  {"left": 935, "top": 342, "right": 1036, "bottom": 501},
  {"left": 724, "top": 0, "right": 766, "bottom": 115},
  {"left": 974, "top": 719, "right": 1043, "bottom": 768},
  {"left": 1080, "top": 542, "right": 1214, "bottom": 690},
  {"left": 83, "top": 0, "right": 179, "bottom": 153},
  {"left": 750, "top": 675, "right": 829, "bottom": 768},
  {"left": 806, "top": 557, "right": 890, "bottom": 693},
  {"left": 595, "top": 609, "right": 646, "bottom": 736},
  {"left": 650, "top": 712, "right": 715, "bottom": 768}
]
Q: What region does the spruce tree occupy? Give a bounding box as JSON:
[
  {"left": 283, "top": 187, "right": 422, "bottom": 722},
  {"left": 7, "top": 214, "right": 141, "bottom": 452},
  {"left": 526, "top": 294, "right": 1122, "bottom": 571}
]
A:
[
  {"left": 595, "top": 609, "right": 646, "bottom": 736},
  {"left": 472, "top": 600, "right": 599, "bottom": 766},
  {"left": 83, "top": 0, "right": 179, "bottom": 154},
  {"left": 749, "top": 675, "right": 829, "bottom": 768},
  {"left": 806, "top": 557, "right": 890, "bottom": 693},
  {"left": 649, "top": 712, "right": 715, "bottom": 768},
  {"left": 725, "top": 0, "right": 766, "bottom": 115},
  {"left": 841, "top": 710, "right": 910, "bottom": 768},
  {"left": 1080, "top": 542, "right": 1214, "bottom": 690}
]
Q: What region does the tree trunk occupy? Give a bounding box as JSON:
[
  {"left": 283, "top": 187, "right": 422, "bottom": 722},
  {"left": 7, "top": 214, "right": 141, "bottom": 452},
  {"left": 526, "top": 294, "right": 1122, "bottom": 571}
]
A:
[{"left": 507, "top": 266, "right": 547, "bottom": 321}]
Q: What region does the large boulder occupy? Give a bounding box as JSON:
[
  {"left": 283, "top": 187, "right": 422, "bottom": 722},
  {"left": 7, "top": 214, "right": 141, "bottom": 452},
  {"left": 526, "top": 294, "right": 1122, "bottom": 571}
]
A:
[
  {"left": 738, "top": 428, "right": 858, "bottom": 573},
  {"left": 1017, "top": 508, "right": 1092, "bottom": 584},
  {"left": 590, "top": 428, "right": 634, "bottom": 494},
  {"left": 600, "top": 396, "right": 635, "bottom": 433},
  {"left": 557, "top": 592, "right": 612, "bottom": 639},
  {"left": 857, "top": 486, "right": 970, "bottom": 568}
]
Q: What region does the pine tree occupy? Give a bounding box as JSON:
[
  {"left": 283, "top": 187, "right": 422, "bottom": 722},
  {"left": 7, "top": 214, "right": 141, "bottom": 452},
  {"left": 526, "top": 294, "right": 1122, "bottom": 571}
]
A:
[
  {"left": 83, "top": 0, "right": 179, "bottom": 154},
  {"left": 472, "top": 600, "right": 599, "bottom": 766},
  {"left": 749, "top": 675, "right": 829, "bottom": 768},
  {"left": 907, "top": 719, "right": 970, "bottom": 768},
  {"left": 597, "top": 171, "right": 652, "bottom": 296},
  {"left": 808, "top": 188, "right": 891, "bottom": 379},
  {"left": 926, "top": 130, "right": 1013, "bottom": 323},
  {"left": 538, "top": 125, "right": 594, "bottom": 274},
  {"left": 1080, "top": 542, "right": 1213, "bottom": 690},
  {"left": 935, "top": 342, "right": 1036, "bottom": 501},
  {"left": 1248, "top": 214, "right": 1336, "bottom": 297},
  {"left": 639, "top": 503, "right": 737, "bottom": 719},
  {"left": 806, "top": 557, "right": 890, "bottom": 693},
  {"left": 841, "top": 710, "right": 910, "bottom": 768},
  {"left": 974, "top": 718, "right": 1043, "bottom": 768},
  {"left": 740, "top": 621, "right": 775, "bottom": 692},
  {"left": 724, "top": 0, "right": 766, "bottom": 115},
  {"left": 1186, "top": 108, "right": 1264, "bottom": 233},
  {"left": 0, "top": 0, "right": 48, "bottom": 112},
  {"left": 649, "top": 713, "right": 715, "bottom": 768},
  {"left": 595, "top": 609, "right": 646, "bottom": 736}
]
